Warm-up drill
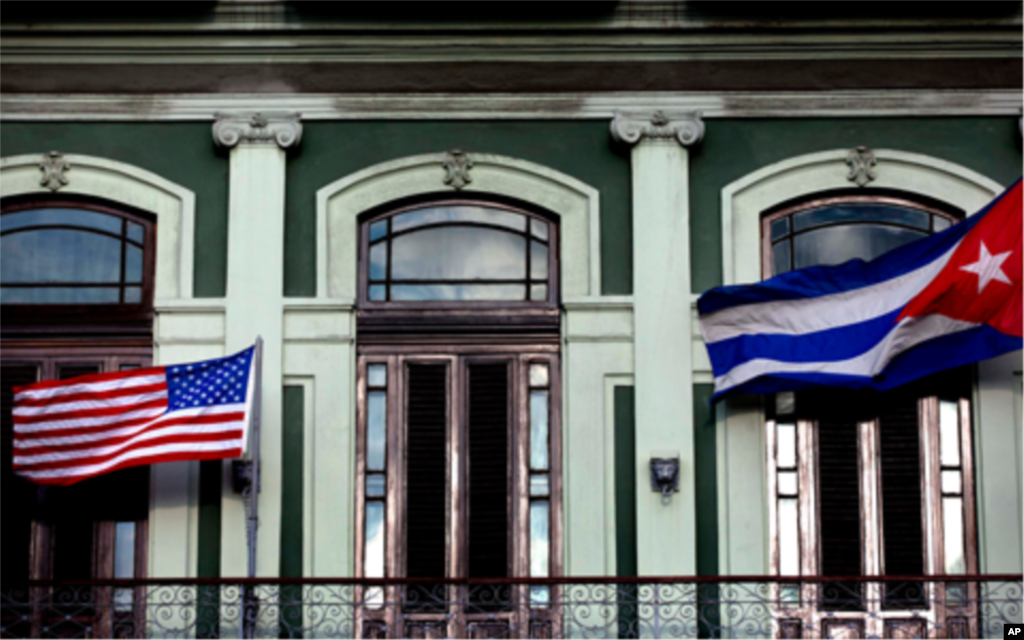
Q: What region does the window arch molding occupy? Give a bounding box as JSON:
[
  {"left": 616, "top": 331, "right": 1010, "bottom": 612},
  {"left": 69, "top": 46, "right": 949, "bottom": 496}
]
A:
[
  {"left": 721, "top": 148, "right": 1004, "bottom": 286},
  {"left": 0, "top": 152, "right": 196, "bottom": 300},
  {"left": 316, "top": 152, "right": 601, "bottom": 300}
]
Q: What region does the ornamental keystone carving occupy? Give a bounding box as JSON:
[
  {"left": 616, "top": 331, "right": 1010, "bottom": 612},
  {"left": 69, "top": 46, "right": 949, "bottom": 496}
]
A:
[
  {"left": 609, "top": 110, "right": 705, "bottom": 147},
  {"left": 442, "top": 149, "right": 474, "bottom": 190},
  {"left": 39, "top": 151, "right": 70, "bottom": 191},
  {"left": 846, "top": 146, "right": 877, "bottom": 187},
  {"left": 212, "top": 112, "right": 302, "bottom": 150}
]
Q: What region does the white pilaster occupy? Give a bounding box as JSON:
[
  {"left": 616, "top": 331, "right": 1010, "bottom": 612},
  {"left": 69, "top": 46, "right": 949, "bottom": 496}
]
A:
[
  {"left": 611, "top": 110, "right": 704, "bottom": 576},
  {"left": 214, "top": 112, "right": 301, "bottom": 580}
]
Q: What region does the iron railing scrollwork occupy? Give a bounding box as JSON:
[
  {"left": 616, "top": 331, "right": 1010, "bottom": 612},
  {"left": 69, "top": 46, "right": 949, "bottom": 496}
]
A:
[{"left": 1, "top": 575, "right": 1019, "bottom": 639}]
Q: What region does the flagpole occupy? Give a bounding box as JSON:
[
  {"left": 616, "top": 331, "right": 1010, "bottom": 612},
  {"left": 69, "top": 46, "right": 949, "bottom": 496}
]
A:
[
  {"left": 241, "top": 336, "right": 263, "bottom": 639},
  {"left": 248, "top": 335, "right": 262, "bottom": 579}
]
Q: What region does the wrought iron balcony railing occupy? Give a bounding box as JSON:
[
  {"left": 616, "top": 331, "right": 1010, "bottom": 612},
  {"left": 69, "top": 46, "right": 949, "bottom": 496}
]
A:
[{"left": 1, "top": 575, "right": 1020, "bottom": 639}]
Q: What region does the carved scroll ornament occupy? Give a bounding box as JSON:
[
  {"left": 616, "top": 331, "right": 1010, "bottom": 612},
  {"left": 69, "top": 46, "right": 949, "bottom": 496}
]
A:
[
  {"left": 212, "top": 112, "right": 303, "bottom": 150},
  {"left": 40, "top": 151, "right": 70, "bottom": 191},
  {"left": 610, "top": 110, "right": 705, "bottom": 147},
  {"left": 846, "top": 146, "right": 878, "bottom": 187},
  {"left": 442, "top": 149, "right": 474, "bottom": 190}
]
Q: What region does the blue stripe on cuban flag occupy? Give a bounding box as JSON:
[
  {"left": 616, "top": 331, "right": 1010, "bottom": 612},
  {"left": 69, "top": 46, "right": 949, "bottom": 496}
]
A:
[{"left": 698, "top": 190, "right": 1019, "bottom": 401}]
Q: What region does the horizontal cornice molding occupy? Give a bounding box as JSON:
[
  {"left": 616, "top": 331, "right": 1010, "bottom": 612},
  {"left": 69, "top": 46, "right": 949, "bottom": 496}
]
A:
[
  {"left": 1, "top": 31, "right": 1019, "bottom": 65},
  {"left": 2, "top": 90, "right": 1020, "bottom": 122}
]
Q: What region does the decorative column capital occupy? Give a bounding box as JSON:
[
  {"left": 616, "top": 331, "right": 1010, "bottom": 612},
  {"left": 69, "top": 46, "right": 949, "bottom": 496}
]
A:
[
  {"left": 212, "top": 112, "right": 302, "bottom": 150},
  {"left": 610, "top": 110, "right": 705, "bottom": 148}
]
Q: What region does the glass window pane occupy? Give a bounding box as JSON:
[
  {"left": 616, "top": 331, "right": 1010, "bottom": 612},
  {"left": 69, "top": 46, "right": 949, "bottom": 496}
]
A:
[
  {"left": 367, "top": 364, "right": 387, "bottom": 388},
  {"left": 778, "top": 497, "right": 800, "bottom": 576},
  {"left": 772, "top": 240, "right": 791, "bottom": 276},
  {"left": 366, "top": 474, "right": 386, "bottom": 498},
  {"left": 1, "top": 229, "right": 123, "bottom": 283},
  {"left": 114, "top": 522, "right": 136, "bottom": 579},
  {"left": 368, "top": 285, "right": 386, "bottom": 301},
  {"left": 530, "top": 390, "right": 549, "bottom": 470},
  {"left": 775, "top": 391, "right": 795, "bottom": 416},
  {"left": 127, "top": 221, "right": 144, "bottom": 243},
  {"left": 1, "top": 286, "right": 120, "bottom": 304},
  {"left": 125, "top": 245, "right": 143, "bottom": 283},
  {"left": 391, "top": 205, "right": 526, "bottom": 234},
  {"left": 942, "top": 497, "right": 965, "bottom": 574},
  {"left": 369, "top": 220, "right": 388, "bottom": 242},
  {"left": 530, "top": 473, "right": 550, "bottom": 497},
  {"left": 770, "top": 217, "right": 790, "bottom": 241},
  {"left": 530, "top": 284, "right": 548, "bottom": 301},
  {"left": 777, "top": 423, "right": 797, "bottom": 469},
  {"left": 530, "top": 241, "right": 548, "bottom": 280},
  {"left": 933, "top": 216, "right": 953, "bottom": 232},
  {"left": 365, "top": 501, "right": 386, "bottom": 578},
  {"left": 530, "top": 501, "right": 550, "bottom": 578},
  {"left": 367, "top": 391, "right": 387, "bottom": 471},
  {"left": 1, "top": 208, "right": 123, "bottom": 235},
  {"left": 529, "top": 363, "right": 549, "bottom": 388},
  {"left": 793, "top": 225, "right": 927, "bottom": 268},
  {"left": 369, "top": 243, "right": 387, "bottom": 281},
  {"left": 124, "top": 286, "right": 142, "bottom": 303},
  {"left": 939, "top": 400, "right": 961, "bottom": 467},
  {"left": 777, "top": 471, "right": 798, "bottom": 497},
  {"left": 531, "top": 218, "right": 549, "bottom": 241},
  {"left": 391, "top": 284, "right": 525, "bottom": 301},
  {"left": 941, "top": 470, "right": 962, "bottom": 495},
  {"left": 391, "top": 227, "right": 526, "bottom": 281},
  {"left": 792, "top": 204, "right": 930, "bottom": 232}
]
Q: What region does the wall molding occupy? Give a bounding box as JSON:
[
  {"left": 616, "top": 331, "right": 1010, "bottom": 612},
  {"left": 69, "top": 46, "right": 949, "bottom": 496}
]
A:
[
  {"left": 316, "top": 151, "right": 601, "bottom": 300},
  {"left": 0, "top": 152, "right": 197, "bottom": 300},
  {"left": 1, "top": 90, "right": 1021, "bottom": 122},
  {"left": 721, "top": 148, "right": 1005, "bottom": 286}
]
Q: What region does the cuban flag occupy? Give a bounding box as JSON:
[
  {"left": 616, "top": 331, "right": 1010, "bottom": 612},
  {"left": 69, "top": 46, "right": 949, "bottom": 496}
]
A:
[
  {"left": 699, "top": 180, "right": 1022, "bottom": 401},
  {"left": 12, "top": 345, "right": 258, "bottom": 485}
]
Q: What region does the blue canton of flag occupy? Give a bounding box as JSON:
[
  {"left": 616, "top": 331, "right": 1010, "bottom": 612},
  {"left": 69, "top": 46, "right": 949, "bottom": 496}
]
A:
[{"left": 167, "top": 348, "right": 255, "bottom": 412}]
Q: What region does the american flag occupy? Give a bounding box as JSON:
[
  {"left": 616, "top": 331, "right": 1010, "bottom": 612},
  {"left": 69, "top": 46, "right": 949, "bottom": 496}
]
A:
[{"left": 12, "top": 346, "right": 257, "bottom": 486}]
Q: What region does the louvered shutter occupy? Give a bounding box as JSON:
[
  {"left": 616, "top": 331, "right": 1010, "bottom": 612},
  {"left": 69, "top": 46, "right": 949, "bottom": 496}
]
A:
[
  {"left": 405, "top": 364, "right": 448, "bottom": 580},
  {"left": 467, "top": 363, "right": 510, "bottom": 579}
]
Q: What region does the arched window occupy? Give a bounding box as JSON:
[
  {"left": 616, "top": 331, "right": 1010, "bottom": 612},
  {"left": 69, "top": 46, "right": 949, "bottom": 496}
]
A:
[
  {"left": 360, "top": 200, "right": 557, "bottom": 305},
  {"left": 762, "top": 193, "right": 961, "bottom": 277},
  {"left": 761, "top": 191, "right": 977, "bottom": 637},
  {"left": 354, "top": 198, "right": 562, "bottom": 637},
  {"left": 1, "top": 197, "right": 153, "bottom": 638},
  {"left": 1, "top": 199, "right": 154, "bottom": 307}
]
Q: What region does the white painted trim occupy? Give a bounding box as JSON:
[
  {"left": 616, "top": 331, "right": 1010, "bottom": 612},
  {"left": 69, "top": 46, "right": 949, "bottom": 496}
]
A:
[
  {"left": 603, "top": 373, "right": 635, "bottom": 577},
  {"left": 2, "top": 90, "right": 1021, "bottom": 122},
  {"left": 316, "top": 151, "right": 601, "bottom": 299},
  {"left": 0, "top": 152, "right": 196, "bottom": 299},
  {"left": 282, "top": 375, "right": 315, "bottom": 578},
  {"left": 721, "top": 148, "right": 1004, "bottom": 286}
]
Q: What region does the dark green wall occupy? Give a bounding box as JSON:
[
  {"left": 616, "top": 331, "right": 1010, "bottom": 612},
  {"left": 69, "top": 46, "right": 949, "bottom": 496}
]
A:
[
  {"left": 693, "top": 384, "right": 719, "bottom": 578},
  {"left": 280, "top": 386, "right": 305, "bottom": 578},
  {"left": 0, "top": 123, "right": 229, "bottom": 297},
  {"left": 614, "top": 386, "right": 637, "bottom": 578},
  {"left": 690, "top": 117, "right": 1023, "bottom": 293},
  {"left": 284, "top": 121, "right": 632, "bottom": 296}
]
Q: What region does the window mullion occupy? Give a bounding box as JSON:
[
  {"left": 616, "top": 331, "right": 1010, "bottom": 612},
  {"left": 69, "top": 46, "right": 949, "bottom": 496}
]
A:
[
  {"left": 859, "top": 419, "right": 884, "bottom": 578},
  {"left": 449, "top": 356, "right": 464, "bottom": 582}
]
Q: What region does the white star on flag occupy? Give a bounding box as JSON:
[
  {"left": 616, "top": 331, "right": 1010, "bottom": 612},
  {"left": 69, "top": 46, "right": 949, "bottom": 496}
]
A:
[{"left": 960, "top": 241, "right": 1013, "bottom": 294}]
